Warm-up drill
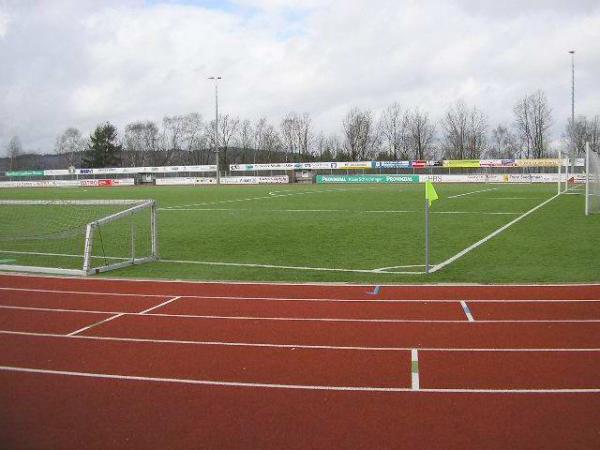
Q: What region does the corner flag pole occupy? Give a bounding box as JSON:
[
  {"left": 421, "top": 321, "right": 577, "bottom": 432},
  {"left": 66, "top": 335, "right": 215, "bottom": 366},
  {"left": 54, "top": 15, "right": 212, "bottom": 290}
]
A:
[
  {"left": 425, "top": 196, "right": 430, "bottom": 273},
  {"left": 424, "top": 181, "right": 438, "bottom": 274}
]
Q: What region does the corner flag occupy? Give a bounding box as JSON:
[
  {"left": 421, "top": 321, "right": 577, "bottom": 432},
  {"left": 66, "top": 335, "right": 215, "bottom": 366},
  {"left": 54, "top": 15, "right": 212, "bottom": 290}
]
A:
[{"left": 425, "top": 181, "right": 438, "bottom": 206}]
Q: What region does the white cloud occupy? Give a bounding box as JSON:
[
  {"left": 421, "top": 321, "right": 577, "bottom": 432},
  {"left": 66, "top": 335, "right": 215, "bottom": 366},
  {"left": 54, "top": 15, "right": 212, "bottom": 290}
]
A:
[{"left": 0, "top": 0, "right": 599, "bottom": 152}]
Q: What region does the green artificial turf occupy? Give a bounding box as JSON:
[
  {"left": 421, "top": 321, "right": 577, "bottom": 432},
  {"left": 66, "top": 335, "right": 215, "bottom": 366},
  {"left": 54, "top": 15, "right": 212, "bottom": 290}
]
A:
[{"left": 0, "top": 183, "right": 598, "bottom": 283}]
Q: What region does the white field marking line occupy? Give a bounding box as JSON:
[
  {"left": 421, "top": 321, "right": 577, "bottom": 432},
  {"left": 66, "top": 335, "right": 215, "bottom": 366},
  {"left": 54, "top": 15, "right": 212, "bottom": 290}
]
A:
[
  {"left": 0, "top": 252, "right": 423, "bottom": 274},
  {"left": 67, "top": 314, "right": 125, "bottom": 337},
  {"left": 4, "top": 270, "right": 598, "bottom": 289},
  {"left": 0, "top": 250, "right": 126, "bottom": 261},
  {"left": 158, "top": 208, "right": 520, "bottom": 216},
  {"left": 160, "top": 259, "right": 425, "bottom": 275},
  {"left": 460, "top": 301, "right": 475, "bottom": 322},
  {"left": 373, "top": 264, "right": 426, "bottom": 272},
  {"left": 3, "top": 305, "right": 600, "bottom": 324},
  {"left": 163, "top": 189, "right": 343, "bottom": 210},
  {"left": 411, "top": 349, "right": 419, "bottom": 390},
  {"left": 447, "top": 188, "right": 498, "bottom": 199},
  {"left": 431, "top": 194, "right": 560, "bottom": 274},
  {"left": 1, "top": 286, "right": 600, "bottom": 304},
  {"left": 2, "top": 365, "right": 600, "bottom": 393},
  {"left": 3, "top": 330, "right": 600, "bottom": 352},
  {"left": 138, "top": 296, "right": 182, "bottom": 314},
  {"left": 484, "top": 197, "right": 547, "bottom": 200}
]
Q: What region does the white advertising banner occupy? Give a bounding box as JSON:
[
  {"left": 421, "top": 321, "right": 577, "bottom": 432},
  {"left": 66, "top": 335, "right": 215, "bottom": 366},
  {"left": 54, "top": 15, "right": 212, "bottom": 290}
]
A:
[
  {"left": 0, "top": 178, "right": 135, "bottom": 188},
  {"left": 155, "top": 176, "right": 289, "bottom": 186},
  {"left": 43, "top": 165, "right": 216, "bottom": 176}
]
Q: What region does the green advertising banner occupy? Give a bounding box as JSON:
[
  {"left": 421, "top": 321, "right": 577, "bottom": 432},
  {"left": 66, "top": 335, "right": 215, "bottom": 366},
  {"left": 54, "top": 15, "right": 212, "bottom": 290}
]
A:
[
  {"left": 6, "top": 170, "right": 45, "bottom": 177},
  {"left": 316, "top": 175, "right": 419, "bottom": 184}
]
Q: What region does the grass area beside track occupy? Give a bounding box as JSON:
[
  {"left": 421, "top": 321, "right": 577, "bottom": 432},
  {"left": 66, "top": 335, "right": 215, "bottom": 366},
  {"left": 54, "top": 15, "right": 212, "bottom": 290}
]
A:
[{"left": 0, "top": 183, "right": 598, "bottom": 283}]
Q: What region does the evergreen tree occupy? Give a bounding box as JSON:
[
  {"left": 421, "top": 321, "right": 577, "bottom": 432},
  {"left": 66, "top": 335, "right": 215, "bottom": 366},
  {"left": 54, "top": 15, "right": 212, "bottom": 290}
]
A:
[{"left": 83, "top": 123, "right": 122, "bottom": 168}]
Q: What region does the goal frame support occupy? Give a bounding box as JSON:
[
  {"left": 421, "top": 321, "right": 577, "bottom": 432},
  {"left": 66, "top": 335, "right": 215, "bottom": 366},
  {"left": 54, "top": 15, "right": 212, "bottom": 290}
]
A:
[{"left": 0, "top": 199, "right": 158, "bottom": 276}]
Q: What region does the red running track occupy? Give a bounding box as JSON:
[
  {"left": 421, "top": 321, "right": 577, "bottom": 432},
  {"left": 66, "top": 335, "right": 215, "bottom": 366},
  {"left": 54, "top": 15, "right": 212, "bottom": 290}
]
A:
[{"left": 1, "top": 274, "right": 600, "bottom": 449}]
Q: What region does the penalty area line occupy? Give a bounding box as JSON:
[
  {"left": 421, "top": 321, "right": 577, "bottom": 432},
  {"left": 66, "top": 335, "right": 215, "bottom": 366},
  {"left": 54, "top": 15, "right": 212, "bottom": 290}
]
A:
[
  {"left": 430, "top": 194, "right": 560, "bottom": 274},
  {"left": 160, "top": 259, "right": 425, "bottom": 275}
]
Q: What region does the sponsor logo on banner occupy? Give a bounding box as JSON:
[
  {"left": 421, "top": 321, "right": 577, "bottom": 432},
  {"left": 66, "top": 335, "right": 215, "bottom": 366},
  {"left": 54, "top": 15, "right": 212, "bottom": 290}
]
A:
[
  {"left": 515, "top": 159, "right": 560, "bottom": 167},
  {"left": 374, "top": 161, "right": 411, "bottom": 168},
  {"left": 443, "top": 160, "right": 481, "bottom": 168},
  {"left": 6, "top": 170, "right": 45, "bottom": 177},
  {"left": 316, "top": 175, "right": 419, "bottom": 184},
  {"left": 0, "top": 178, "right": 134, "bottom": 188},
  {"left": 411, "top": 160, "right": 427, "bottom": 168}
]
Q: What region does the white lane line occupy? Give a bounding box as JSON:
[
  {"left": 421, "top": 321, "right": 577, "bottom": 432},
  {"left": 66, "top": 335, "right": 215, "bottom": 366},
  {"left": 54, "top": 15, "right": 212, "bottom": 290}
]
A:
[
  {"left": 67, "top": 314, "right": 125, "bottom": 337},
  {"left": 431, "top": 194, "right": 560, "bottom": 273},
  {"left": 1, "top": 287, "right": 600, "bottom": 303},
  {"left": 138, "top": 296, "right": 182, "bottom": 314},
  {"left": 3, "top": 330, "right": 600, "bottom": 352},
  {"left": 460, "top": 301, "right": 475, "bottom": 322},
  {"left": 447, "top": 188, "right": 498, "bottom": 199},
  {"left": 2, "top": 365, "right": 599, "bottom": 393},
  {"left": 3, "top": 304, "right": 600, "bottom": 323},
  {"left": 411, "top": 349, "right": 420, "bottom": 390}
]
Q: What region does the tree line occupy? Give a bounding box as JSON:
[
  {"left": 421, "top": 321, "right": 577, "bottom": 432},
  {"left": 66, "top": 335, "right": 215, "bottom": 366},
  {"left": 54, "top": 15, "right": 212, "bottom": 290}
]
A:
[{"left": 3, "top": 89, "right": 600, "bottom": 171}]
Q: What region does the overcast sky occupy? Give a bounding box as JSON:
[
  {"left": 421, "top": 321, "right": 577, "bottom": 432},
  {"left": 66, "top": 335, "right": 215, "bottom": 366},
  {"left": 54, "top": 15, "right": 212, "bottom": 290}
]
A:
[{"left": 1, "top": 0, "right": 598, "bottom": 153}]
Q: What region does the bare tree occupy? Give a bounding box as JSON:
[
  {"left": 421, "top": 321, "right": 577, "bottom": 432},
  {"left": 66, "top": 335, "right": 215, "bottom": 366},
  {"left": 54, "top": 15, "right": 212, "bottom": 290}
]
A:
[
  {"left": 566, "top": 115, "right": 600, "bottom": 155},
  {"left": 280, "top": 112, "right": 312, "bottom": 161},
  {"left": 181, "top": 113, "right": 208, "bottom": 164},
  {"left": 6, "top": 136, "right": 22, "bottom": 171},
  {"left": 342, "top": 107, "right": 377, "bottom": 161},
  {"left": 157, "top": 115, "right": 187, "bottom": 165},
  {"left": 488, "top": 124, "right": 519, "bottom": 158},
  {"left": 379, "top": 103, "right": 410, "bottom": 160},
  {"left": 55, "top": 128, "right": 84, "bottom": 167},
  {"left": 259, "top": 124, "right": 282, "bottom": 163},
  {"left": 123, "top": 121, "right": 159, "bottom": 166},
  {"left": 207, "top": 114, "right": 240, "bottom": 172},
  {"left": 253, "top": 117, "right": 268, "bottom": 164},
  {"left": 442, "top": 101, "right": 487, "bottom": 159},
  {"left": 408, "top": 109, "right": 435, "bottom": 160},
  {"left": 514, "top": 90, "right": 552, "bottom": 158}
]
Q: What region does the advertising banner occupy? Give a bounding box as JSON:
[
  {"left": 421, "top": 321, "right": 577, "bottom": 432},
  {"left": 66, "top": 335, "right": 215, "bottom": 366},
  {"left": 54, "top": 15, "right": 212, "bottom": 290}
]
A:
[
  {"left": 443, "top": 160, "right": 481, "bottom": 168},
  {"left": 0, "top": 178, "right": 135, "bottom": 188},
  {"left": 155, "top": 176, "right": 289, "bottom": 186},
  {"left": 373, "top": 161, "right": 411, "bottom": 169},
  {"left": 515, "top": 159, "right": 560, "bottom": 167},
  {"left": 316, "top": 175, "right": 419, "bottom": 184},
  {"left": 43, "top": 165, "right": 216, "bottom": 176},
  {"left": 6, "top": 170, "right": 45, "bottom": 177}
]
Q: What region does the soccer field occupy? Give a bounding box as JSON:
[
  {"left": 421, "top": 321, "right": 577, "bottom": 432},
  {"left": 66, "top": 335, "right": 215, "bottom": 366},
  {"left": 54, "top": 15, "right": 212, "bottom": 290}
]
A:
[{"left": 0, "top": 183, "right": 597, "bottom": 283}]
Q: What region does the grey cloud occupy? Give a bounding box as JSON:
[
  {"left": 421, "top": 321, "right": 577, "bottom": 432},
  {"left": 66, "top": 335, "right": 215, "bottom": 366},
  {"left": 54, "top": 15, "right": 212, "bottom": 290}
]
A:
[{"left": 1, "top": 0, "right": 599, "bottom": 153}]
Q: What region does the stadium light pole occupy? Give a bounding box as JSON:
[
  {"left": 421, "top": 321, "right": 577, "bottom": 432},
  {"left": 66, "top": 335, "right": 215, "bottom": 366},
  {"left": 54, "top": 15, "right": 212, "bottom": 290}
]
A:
[
  {"left": 569, "top": 50, "right": 575, "bottom": 178},
  {"left": 209, "top": 76, "right": 222, "bottom": 185}
]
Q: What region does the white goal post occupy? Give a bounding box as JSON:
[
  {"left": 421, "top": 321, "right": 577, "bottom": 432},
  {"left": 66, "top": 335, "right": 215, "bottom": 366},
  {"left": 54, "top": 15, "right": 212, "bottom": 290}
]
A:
[
  {"left": 586, "top": 142, "right": 600, "bottom": 216},
  {"left": 0, "top": 199, "right": 158, "bottom": 276}
]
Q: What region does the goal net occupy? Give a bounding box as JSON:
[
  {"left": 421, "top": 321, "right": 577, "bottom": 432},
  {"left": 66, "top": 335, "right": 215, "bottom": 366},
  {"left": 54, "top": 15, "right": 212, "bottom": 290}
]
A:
[
  {"left": 586, "top": 144, "right": 600, "bottom": 215},
  {"left": 0, "top": 199, "right": 158, "bottom": 275}
]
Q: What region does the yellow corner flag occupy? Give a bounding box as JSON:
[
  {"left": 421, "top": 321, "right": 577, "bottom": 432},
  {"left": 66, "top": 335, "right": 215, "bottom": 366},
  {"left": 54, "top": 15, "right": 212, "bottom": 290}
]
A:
[{"left": 425, "top": 181, "right": 438, "bottom": 207}]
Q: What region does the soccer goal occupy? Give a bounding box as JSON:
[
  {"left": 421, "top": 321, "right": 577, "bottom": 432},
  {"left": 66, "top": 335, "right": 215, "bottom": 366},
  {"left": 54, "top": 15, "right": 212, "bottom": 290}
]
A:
[
  {"left": 0, "top": 199, "right": 158, "bottom": 275},
  {"left": 586, "top": 143, "right": 600, "bottom": 215}
]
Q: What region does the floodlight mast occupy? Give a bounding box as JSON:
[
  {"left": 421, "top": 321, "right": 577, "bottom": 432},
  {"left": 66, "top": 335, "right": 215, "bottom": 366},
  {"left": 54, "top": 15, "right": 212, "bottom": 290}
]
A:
[
  {"left": 209, "top": 76, "right": 222, "bottom": 184},
  {"left": 569, "top": 50, "right": 575, "bottom": 179}
]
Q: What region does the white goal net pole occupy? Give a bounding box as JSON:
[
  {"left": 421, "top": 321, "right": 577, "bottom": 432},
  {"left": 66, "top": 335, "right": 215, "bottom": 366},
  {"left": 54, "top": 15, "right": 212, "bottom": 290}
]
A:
[
  {"left": 558, "top": 148, "right": 562, "bottom": 195},
  {"left": 586, "top": 142, "right": 591, "bottom": 216}
]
